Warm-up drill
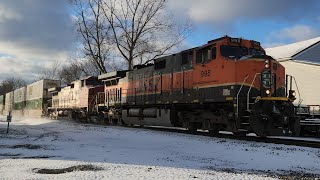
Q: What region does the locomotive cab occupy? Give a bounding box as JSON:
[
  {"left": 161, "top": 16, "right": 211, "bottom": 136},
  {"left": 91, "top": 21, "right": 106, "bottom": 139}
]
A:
[
  {"left": 200, "top": 36, "right": 300, "bottom": 136},
  {"left": 232, "top": 43, "right": 300, "bottom": 137}
]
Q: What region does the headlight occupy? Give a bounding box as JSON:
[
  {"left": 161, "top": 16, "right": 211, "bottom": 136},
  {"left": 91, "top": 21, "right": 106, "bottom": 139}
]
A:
[
  {"left": 266, "top": 89, "right": 271, "bottom": 95},
  {"left": 264, "top": 60, "right": 269, "bottom": 69},
  {"left": 288, "top": 90, "right": 296, "bottom": 100}
]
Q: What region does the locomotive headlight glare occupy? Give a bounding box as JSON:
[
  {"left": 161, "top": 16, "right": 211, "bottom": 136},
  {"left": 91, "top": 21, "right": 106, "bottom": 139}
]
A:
[
  {"left": 266, "top": 89, "right": 271, "bottom": 95},
  {"left": 291, "top": 91, "right": 296, "bottom": 97},
  {"left": 264, "top": 64, "right": 270, "bottom": 68},
  {"left": 264, "top": 60, "right": 268, "bottom": 64}
]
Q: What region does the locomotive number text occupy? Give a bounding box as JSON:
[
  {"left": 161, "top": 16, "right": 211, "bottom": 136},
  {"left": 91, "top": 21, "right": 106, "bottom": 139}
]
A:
[{"left": 201, "top": 70, "right": 211, "bottom": 78}]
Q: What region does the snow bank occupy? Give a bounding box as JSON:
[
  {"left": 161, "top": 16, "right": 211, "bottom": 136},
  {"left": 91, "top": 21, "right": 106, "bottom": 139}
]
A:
[{"left": 0, "top": 116, "right": 319, "bottom": 179}]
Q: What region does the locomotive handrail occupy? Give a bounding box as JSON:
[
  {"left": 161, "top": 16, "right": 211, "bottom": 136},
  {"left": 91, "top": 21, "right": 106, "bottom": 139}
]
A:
[
  {"left": 247, "top": 73, "right": 261, "bottom": 111},
  {"left": 236, "top": 74, "right": 248, "bottom": 119},
  {"left": 292, "top": 75, "right": 303, "bottom": 105}
]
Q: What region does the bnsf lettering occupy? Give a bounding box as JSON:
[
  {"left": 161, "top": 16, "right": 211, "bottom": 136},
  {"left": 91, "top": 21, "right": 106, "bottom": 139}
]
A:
[{"left": 201, "top": 70, "right": 211, "bottom": 78}]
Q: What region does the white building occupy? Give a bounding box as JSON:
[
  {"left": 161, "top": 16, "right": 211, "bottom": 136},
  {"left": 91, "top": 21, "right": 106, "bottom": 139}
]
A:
[{"left": 265, "top": 37, "right": 320, "bottom": 106}]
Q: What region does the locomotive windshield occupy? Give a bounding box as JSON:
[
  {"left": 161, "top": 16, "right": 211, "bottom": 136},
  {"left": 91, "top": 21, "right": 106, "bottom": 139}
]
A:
[
  {"left": 220, "top": 46, "right": 248, "bottom": 59},
  {"left": 249, "top": 48, "right": 265, "bottom": 56}
]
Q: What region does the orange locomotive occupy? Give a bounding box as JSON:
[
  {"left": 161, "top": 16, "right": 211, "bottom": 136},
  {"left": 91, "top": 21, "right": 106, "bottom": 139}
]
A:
[{"left": 99, "top": 36, "right": 300, "bottom": 136}]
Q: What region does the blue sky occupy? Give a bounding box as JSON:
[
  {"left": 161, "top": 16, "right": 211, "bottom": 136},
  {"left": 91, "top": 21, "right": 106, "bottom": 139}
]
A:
[
  {"left": 0, "top": 0, "right": 319, "bottom": 81},
  {"left": 168, "top": 0, "right": 320, "bottom": 48}
]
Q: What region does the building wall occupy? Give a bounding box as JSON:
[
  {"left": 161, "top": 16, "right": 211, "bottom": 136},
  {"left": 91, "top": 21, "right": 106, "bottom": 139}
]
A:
[
  {"left": 293, "top": 43, "right": 320, "bottom": 63},
  {"left": 280, "top": 61, "right": 320, "bottom": 106}
]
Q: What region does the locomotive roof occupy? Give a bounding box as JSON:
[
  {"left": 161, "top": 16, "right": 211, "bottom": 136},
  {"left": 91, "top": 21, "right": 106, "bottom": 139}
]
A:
[
  {"left": 80, "top": 76, "right": 96, "bottom": 80},
  {"left": 154, "top": 35, "right": 246, "bottom": 63},
  {"left": 98, "top": 70, "right": 128, "bottom": 80},
  {"left": 48, "top": 87, "right": 61, "bottom": 93}
]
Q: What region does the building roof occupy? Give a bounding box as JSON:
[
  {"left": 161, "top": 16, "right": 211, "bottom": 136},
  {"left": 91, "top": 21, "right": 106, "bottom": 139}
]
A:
[{"left": 265, "top": 37, "right": 320, "bottom": 61}]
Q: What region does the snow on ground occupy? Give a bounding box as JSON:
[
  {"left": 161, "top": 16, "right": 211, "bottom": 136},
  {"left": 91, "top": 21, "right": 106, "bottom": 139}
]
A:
[{"left": 0, "top": 116, "right": 320, "bottom": 180}]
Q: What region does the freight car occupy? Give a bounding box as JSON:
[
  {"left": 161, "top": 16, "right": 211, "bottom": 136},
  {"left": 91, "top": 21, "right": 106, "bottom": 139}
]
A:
[
  {"left": 13, "top": 87, "right": 26, "bottom": 117},
  {"left": 98, "top": 36, "right": 300, "bottom": 137},
  {"left": 23, "top": 79, "right": 60, "bottom": 117},
  {"left": 0, "top": 95, "right": 4, "bottom": 115},
  {"left": 0, "top": 79, "right": 60, "bottom": 118},
  {"left": 48, "top": 76, "right": 104, "bottom": 121},
  {"left": 296, "top": 104, "right": 320, "bottom": 136},
  {"left": 4, "top": 91, "right": 14, "bottom": 116}
]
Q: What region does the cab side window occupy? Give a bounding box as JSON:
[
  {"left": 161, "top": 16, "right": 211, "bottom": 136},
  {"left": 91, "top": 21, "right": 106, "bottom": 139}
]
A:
[
  {"left": 181, "top": 51, "right": 193, "bottom": 65},
  {"left": 196, "top": 47, "right": 210, "bottom": 64},
  {"left": 155, "top": 59, "right": 166, "bottom": 70},
  {"left": 212, "top": 47, "right": 216, "bottom": 60}
]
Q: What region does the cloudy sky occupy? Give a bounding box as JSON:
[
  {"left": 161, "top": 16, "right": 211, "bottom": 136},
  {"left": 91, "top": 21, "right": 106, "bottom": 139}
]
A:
[{"left": 0, "top": 0, "right": 319, "bottom": 82}]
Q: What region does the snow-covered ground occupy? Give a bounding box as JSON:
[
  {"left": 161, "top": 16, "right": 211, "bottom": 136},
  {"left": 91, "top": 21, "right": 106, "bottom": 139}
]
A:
[{"left": 0, "top": 116, "right": 320, "bottom": 180}]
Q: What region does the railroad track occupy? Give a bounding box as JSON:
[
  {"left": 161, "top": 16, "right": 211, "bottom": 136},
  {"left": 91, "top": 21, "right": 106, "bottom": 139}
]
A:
[
  {"left": 76, "top": 119, "right": 320, "bottom": 149},
  {"left": 5, "top": 116, "right": 319, "bottom": 149},
  {"left": 128, "top": 126, "right": 320, "bottom": 149}
]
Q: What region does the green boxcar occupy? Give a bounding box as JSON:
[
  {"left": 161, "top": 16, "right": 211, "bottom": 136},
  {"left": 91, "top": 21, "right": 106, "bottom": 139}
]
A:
[
  {"left": 26, "top": 98, "right": 43, "bottom": 109},
  {"left": 26, "top": 79, "right": 60, "bottom": 110},
  {"left": 0, "top": 95, "right": 4, "bottom": 113},
  {"left": 13, "top": 87, "right": 26, "bottom": 110},
  {"left": 0, "top": 95, "right": 4, "bottom": 105}
]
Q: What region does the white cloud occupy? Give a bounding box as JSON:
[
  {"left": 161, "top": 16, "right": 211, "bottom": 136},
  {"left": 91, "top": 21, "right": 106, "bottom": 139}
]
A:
[
  {"left": 262, "top": 42, "right": 286, "bottom": 49},
  {"left": 0, "top": 4, "right": 21, "bottom": 22},
  {"left": 167, "top": 0, "right": 320, "bottom": 30},
  {"left": 0, "top": 1, "right": 75, "bottom": 82},
  {"left": 265, "top": 24, "right": 320, "bottom": 46},
  {"left": 0, "top": 41, "right": 70, "bottom": 81},
  {"left": 274, "top": 25, "right": 319, "bottom": 42}
]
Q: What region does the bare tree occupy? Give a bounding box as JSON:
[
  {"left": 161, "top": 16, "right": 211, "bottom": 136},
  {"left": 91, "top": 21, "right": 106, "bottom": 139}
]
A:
[
  {"left": 58, "top": 63, "right": 83, "bottom": 84},
  {"left": 0, "top": 77, "right": 28, "bottom": 95},
  {"left": 73, "top": 0, "right": 112, "bottom": 73},
  {"left": 102, "top": 0, "right": 191, "bottom": 70},
  {"left": 36, "top": 60, "right": 62, "bottom": 81}
]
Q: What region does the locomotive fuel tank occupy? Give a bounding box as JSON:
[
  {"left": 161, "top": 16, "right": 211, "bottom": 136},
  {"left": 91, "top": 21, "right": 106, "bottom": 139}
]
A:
[{"left": 123, "top": 108, "right": 173, "bottom": 127}]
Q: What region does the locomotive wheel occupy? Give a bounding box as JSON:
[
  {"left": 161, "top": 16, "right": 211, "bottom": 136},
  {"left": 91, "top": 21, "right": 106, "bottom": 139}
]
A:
[
  {"left": 289, "top": 116, "right": 300, "bottom": 137},
  {"left": 120, "top": 119, "right": 128, "bottom": 127},
  {"left": 112, "top": 119, "right": 118, "bottom": 125},
  {"left": 233, "top": 131, "right": 248, "bottom": 137},
  {"left": 249, "top": 112, "right": 271, "bottom": 137},
  {"left": 208, "top": 124, "right": 220, "bottom": 136},
  {"left": 187, "top": 122, "right": 197, "bottom": 133},
  {"left": 71, "top": 111, "right": 76, "bottom": 120},
  {"left": 188, "top": 128, "right": 197, "bottom": 133}
]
